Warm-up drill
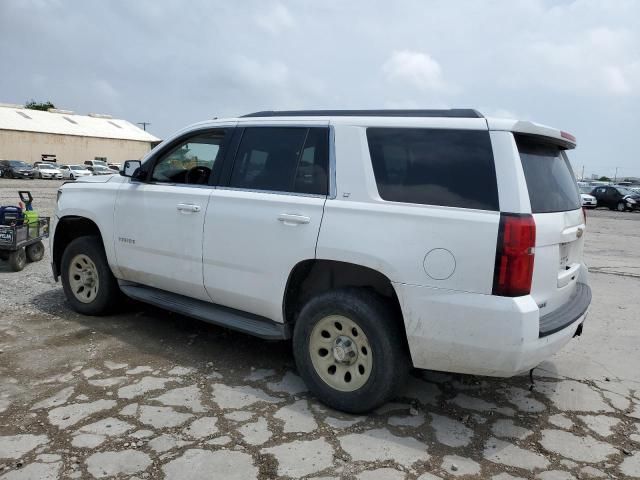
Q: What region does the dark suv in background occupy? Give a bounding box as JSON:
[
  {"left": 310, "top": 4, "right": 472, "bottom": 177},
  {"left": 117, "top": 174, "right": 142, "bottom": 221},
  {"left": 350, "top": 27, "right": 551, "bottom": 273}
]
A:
[
  {"left": 591, "top": 186, "right": 640, "bottom": 211},
  {"left": 0, "top": 160, "right": 35, "bottom": 179}
]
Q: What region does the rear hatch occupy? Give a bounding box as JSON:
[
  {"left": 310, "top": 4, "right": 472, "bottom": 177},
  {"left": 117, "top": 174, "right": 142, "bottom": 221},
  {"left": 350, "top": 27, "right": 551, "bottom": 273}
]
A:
[{"left": 516, "top": 135, "right": 588, "bottom": 335}]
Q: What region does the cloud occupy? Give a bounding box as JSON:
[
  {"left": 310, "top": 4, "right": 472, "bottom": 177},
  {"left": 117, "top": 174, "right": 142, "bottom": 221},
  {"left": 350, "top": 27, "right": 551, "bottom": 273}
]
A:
[
  {"left": 254, "top": 2, "right": 295, "bottom": 34},
  {"left": 382, "top": 50, "right": 447, "bottom": 91},
  {"left": 518, "top": 27, "right": 640, "bottom": 96},
  {"left": 1, "top": 0, "right": 640, "bottom": 177}
]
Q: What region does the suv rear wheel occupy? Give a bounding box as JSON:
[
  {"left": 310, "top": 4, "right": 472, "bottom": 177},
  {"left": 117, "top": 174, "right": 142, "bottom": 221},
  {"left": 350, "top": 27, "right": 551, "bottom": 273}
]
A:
[
  {"left": 61, "top": 236, "right": 121, "bottom": 315},
  {"left": 293, "top": 288, "right": 409, "bottom": 413}
]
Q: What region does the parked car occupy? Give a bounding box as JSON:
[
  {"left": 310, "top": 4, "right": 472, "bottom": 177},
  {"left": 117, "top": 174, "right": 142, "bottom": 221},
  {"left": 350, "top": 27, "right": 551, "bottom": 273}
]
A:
[
  {"left": 58, "top": 165, "right": 93, "bottom": 180},
  {"left": 108, "top": 163, "right": 122, "bottom": 172},
  {"left": 88, "top": 165, "right": 115, "bottom": 176},
  {"left": 0, "top": 160, "right": 35, "bottom": 179},
  {"left": 590, "top": 186, "right": 640, "bottom": 211},
  {"left": 578, "top": 186, "right": 597, "bottom": 208},
  {"left": 51, "top": 109, "right": 590, "bottom": 413},
  {"left": 84, "top": 160, "right": 109, "bottom": 169},
  {"left": 33, "top": 163, "right": 63, "bottom": 179}
]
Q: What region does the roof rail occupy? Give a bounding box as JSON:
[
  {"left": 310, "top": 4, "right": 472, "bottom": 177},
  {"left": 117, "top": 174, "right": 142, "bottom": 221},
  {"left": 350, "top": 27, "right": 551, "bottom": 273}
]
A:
[{"left": 241, "top": 109, "right": 483, "bottom": 119}]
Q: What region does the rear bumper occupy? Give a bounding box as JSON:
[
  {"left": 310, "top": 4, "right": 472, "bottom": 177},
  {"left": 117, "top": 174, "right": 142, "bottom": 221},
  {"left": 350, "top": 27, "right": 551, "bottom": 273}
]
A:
[
  {"left": 539, "top": 283, "right": 591, "bottom": 337},
  {"left": 394, "top": 281, "right": 590, "bottom": 377}
]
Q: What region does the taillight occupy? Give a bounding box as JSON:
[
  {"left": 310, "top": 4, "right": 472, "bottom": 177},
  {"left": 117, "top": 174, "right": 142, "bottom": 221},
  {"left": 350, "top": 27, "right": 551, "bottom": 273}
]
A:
[{"left": 492, "top": 213, "right": 536, "bottom": 297}]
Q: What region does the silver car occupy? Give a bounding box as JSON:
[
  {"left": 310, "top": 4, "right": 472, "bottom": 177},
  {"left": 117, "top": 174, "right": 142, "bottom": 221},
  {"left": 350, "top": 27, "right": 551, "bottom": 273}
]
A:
[{"left": 34, "top": 163, "right": 63, "bottom": 179}]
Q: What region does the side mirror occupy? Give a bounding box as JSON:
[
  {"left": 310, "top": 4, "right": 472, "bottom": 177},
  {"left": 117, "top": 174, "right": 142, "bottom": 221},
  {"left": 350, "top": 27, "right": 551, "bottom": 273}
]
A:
[{"left": 121, "top": 160, "right": 143, "bottom": 179}]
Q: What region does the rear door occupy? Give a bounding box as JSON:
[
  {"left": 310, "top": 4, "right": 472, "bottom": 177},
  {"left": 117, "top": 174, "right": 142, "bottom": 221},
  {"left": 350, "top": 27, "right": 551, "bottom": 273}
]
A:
[
  {"left": 516, "top": 136, "right": 585, "bottom": 317},
  {"left": 202, "top": 124, "right": 329, "bottom": 322}
]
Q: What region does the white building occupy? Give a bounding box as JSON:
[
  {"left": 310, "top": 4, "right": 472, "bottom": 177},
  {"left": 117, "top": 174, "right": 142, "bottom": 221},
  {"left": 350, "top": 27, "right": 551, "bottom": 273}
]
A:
[{"left": 0, "top": 103, "right": 160, "bottom": 165}]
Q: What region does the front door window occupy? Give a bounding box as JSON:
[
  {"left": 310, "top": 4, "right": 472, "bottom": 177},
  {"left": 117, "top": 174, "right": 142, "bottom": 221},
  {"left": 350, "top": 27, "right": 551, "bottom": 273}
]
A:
[{"left": 151, "top": 130, "right": 226, "bottom": 185}]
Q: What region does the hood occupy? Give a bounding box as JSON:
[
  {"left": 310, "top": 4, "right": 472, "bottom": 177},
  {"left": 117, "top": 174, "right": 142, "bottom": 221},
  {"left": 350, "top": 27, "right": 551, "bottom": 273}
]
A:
[
  {"left": 75, "top": 175, "right": 117, "bottom": 184},
  {"left": 624, "top": 194, "right": 640, "bottom": 201},
  {"left": 580, "top": 193, "right": 595, "bottom": 200}
]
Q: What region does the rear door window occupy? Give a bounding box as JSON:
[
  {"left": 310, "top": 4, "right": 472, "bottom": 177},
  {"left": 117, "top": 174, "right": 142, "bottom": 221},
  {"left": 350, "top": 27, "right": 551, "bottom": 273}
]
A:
[
  {"left": 230, "top": 127, "right": 328, "bottom": 195},
  {"left": 516, "top": 136, "right": 581, "bottom": 213},
  {"left": 366, "top": 128, "right": 498, "bottom": 210}
]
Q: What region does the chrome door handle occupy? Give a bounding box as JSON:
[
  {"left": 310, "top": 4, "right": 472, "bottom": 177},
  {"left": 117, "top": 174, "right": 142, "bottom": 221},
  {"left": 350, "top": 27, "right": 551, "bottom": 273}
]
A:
[
  {"left": 277, "top": 213, "right": 311, "bottom": 225},
  {"left": 176, "top": 203, "right": 201, "bottom": 213}
]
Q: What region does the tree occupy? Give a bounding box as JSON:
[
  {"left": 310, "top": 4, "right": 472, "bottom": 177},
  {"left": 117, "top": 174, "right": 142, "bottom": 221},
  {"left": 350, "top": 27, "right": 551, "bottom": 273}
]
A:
[
  {"left": 598, "top": 176, "right": 611, "bottom": 181},
  {"left": 24, "top": 99, "right": 55, "bottom": 111}
]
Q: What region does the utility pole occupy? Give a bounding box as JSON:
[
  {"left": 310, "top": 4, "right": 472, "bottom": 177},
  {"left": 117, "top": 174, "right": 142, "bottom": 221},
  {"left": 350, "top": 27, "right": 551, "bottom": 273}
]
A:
[
  {"left": 581, "top": 165, "right": 585, "bottom": 181},
  {"left": 614, "top": 167, "right": 619, "bottom": 183},
  {"left": 137, "top": 122, "right": 151, "bottom": 131}
]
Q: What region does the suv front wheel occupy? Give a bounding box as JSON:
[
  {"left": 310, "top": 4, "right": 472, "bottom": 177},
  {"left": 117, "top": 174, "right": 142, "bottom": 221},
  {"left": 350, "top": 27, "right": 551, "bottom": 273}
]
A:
[
  {"left": 293, "top": 288, "right": 409, "bottom": 413},
  {"left": 61, "top": 236, "right": 121, "bottom": 315}
]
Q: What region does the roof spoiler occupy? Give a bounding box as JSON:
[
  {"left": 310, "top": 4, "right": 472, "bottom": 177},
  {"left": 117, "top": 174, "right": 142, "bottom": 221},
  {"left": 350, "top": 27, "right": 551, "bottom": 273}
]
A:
[{"left": 486, "top": 118, "right": 577, "bottom": 149}]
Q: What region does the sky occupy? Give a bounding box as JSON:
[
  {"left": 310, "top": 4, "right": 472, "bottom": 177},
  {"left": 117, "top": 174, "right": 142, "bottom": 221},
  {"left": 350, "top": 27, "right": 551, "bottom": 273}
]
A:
[{"left": 1, "top": 0, "right": 639, "bottom": 179}]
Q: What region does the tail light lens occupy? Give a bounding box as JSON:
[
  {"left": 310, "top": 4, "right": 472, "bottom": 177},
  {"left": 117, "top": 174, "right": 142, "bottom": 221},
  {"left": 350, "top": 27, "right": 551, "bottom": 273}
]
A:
[{"left": 492, "top": 213, "right": 536, "bottom": 297}]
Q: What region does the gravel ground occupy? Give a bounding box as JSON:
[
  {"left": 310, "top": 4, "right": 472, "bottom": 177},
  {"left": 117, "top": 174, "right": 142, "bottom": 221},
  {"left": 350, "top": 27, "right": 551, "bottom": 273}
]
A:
[{"left": 1, "top": 178, "right": 639, "bottom": 479}]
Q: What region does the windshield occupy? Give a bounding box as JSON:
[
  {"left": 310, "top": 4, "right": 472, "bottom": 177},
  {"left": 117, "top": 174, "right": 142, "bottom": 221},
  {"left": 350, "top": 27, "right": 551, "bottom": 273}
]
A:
[
  {"left": 39, "top": 164, "right": 56, "bottom": 170},
  {"left": 579, "top": 186, "right": 593, "bottom": 194},
  {"left": 93, "top": 161, "right": 107, "bottom": 167},
  {"left": 70, "top": 166, "right": 85, "bottom": 170},
  {"left": 8, "top": 161, "right": 30, "bottom": 168}
]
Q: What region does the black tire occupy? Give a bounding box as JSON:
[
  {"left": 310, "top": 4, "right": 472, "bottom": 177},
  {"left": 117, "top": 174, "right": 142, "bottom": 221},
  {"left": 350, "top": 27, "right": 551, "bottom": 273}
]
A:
[
  {"left": 70, "top": 174, "right": 75, "bottom": 180},
  {"left": 8, "top": 249, "right": 27, "bottom": 272},
  {"left": 61, "top": 236, "right": 122, "bottom": 315},
  {"left": 293, "top": 288, "right": 409, "bottom": 413},
  {"left": 26, "top": 241, "right": 45, "bottom": 262}
]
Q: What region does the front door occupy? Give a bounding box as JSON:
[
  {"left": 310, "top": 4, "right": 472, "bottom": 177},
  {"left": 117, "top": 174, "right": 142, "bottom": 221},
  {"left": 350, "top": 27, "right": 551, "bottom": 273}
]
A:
[
  {"left": 202, "top": 125, "right": 329, "bottom": 321},
  {"left": 114, "top": 128, "right": 230, "bottom": 300}
]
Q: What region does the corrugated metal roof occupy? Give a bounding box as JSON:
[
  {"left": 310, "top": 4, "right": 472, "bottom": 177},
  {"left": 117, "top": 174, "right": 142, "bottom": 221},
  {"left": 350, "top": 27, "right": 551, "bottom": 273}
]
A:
[{"left": 0, "top": 105, "right": 160, "bottom": 142}]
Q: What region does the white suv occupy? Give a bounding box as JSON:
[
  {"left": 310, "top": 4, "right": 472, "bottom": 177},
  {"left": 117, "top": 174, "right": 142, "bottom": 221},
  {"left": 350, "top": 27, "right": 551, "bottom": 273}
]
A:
[{"left": 51, "top": 109, "right": 591, "bottom": 412}]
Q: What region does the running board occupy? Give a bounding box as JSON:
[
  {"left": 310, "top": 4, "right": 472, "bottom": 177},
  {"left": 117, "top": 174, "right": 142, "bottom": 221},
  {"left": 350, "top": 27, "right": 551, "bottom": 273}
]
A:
[{"left": 118, "top": 282, "right": 290, "bottom": 340}]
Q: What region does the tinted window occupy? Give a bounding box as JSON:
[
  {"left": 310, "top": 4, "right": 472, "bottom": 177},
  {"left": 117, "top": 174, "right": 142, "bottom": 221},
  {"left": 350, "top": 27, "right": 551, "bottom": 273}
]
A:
[
  {"left": 366, "top": 128, "right": 498, "bottom": 210},
  {"left": 230, "top": 127, "right": 328, "bottom": 195},
  {"left": 151, "top": 130, "right": 226, "bottom": 185},
  {"left": 516, "top": 137, "right": 581, "bottom": 213},
  {"left": 8, "top": 161, "right": 29, "bottom": 168}
]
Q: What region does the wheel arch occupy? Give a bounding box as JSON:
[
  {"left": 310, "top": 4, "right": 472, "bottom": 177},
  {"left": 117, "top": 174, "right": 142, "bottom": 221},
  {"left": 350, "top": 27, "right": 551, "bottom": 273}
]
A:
[
  {"left": 283, "top": 259, "right": 406, "bottom": 336},
  {"left": 52, "top": 216, "right": 107, "bottom": 280}
]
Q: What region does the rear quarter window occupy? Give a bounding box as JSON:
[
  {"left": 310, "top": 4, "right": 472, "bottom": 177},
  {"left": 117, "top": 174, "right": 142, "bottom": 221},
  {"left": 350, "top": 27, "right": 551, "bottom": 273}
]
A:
[
  {"left": 366, "top": 128, "right": 498, "bottom": 210},
  {"left": 516, "top": 136, "right": 581, "bottom": 213}
]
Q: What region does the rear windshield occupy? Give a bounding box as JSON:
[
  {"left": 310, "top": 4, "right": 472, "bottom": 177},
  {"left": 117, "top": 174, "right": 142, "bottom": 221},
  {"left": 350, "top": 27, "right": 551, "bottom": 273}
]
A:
[
  {"left": 516, "top": 136, "right": 581, "bottom": 213},
  {"left": 366, "top": 128, "right": 499, "bottom": 210}
]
